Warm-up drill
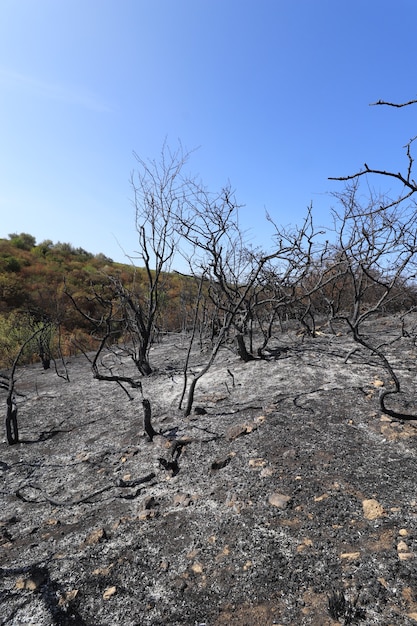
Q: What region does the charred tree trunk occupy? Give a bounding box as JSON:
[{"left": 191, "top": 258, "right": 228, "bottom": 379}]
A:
[
  {"left": 235, "top": 334, "right": 255, "bottom": 362},
  {"left": 5, "top": 394, "right": 18, "bottom": 445},
  {"left": 142, "top": 398, "right": 158, "bottom": 440}
]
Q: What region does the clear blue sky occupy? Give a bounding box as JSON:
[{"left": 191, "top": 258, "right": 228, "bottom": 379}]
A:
[{"left": 1, "top": 0, "right": 416, "bottom": 266}]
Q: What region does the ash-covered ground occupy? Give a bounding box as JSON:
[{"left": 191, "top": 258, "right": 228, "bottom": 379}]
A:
[{"left": 2, "top": 317, "right": 417, "bottom": 625}]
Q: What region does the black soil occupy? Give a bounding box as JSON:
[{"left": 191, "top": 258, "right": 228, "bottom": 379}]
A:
[{"left": 2, "top": 316, "right": 417, "bottom": 625}]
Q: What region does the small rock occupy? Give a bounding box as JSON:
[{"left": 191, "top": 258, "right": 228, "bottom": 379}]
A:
[
  {"left": 260, "top": 467, "right": 274, "bottom": 477},
  {"left": 173, "top": 492, "right": 196, "bottom": 507},
  {"left": 397, "top": 540, "right": 413, "bottom": 560},
  {"left": 248, "top": 458, "right": 266, "bottom": 468},
  {"left": 58, "top": 589, "right": 78, "bottom": 607},
  {"left": 373, "top": 379, "right": 385, "bottom": 387},
  {"left": 340, "top": 551, "right": 361, "bottom": 560},
  {"left": 191, "top": 562, "right": 203, "bottom": 574},
  {"left": 92, "top": 565, "right": 113, "bottom": 576},
  {"left": 297, "top": 538, "right": 313, "bottom": 552},
  {"left": 268, "top": 492, "right": 291, "bottom": 509},
  {"left": 103, "top": 586, "right": 117, "bottom": 600},
  {"left": 85, "top": 528, "right": 106, "bottom": 545},
  {"left": 362, "top": 498, "right": 384, "bottom": 520},
  {"left": 227, "top": 424, "right": 249, "bottom": 440},
  {"left": 314, "top": 493, "right": 329, "bottom": 502},
  {"left": 226, "top": 423, "right": 257, "bottom": 440}
]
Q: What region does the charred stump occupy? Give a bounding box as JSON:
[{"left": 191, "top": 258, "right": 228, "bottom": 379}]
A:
[{"left": 142, "top": 398, "right": 158, "bottom": 441}]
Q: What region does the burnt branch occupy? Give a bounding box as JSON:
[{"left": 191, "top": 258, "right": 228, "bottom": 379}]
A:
[{"left": 371, "top": 98, "right": 417, "bottom": 108}]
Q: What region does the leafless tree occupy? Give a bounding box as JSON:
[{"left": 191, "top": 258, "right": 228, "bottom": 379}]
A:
[
  {"left": 174, "top": 181, "right": 314, "bottom": 413},
  {"left": 326, "top": 181, "right": 417, "bottom": 418},
  {"left": 255, "top": 206, "right": 330, "bottom": 346},
  {"left": 327, "top": 96, "right": 417, "bottom": 417},
  {"left": 123, "top": 142, "right": 192, "bottom": 373},
  {"left": 3, "top": 327, "right": 44, "bottom": 444}
]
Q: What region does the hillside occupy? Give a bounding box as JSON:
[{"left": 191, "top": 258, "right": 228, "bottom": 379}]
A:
[
  {"left": 2, "top": 317, "right": 417, "bottom": 624},
  {"left": 0, "top": 233, "right": 187, "bottom": 368}
]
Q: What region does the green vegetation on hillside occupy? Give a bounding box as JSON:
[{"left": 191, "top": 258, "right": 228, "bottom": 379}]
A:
[{"left": 0, "top": 233, "right": 189, "bottom": 368}]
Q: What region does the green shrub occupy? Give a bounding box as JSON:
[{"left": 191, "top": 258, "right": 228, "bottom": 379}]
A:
[
  {"left": 2, "top": 256, "right": 21, "bottom": 272},
  {"left": 8, "top": 233, "right": 36, "bottom": 251}
]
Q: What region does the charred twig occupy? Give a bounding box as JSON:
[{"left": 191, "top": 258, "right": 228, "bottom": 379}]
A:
[
  {"left": 371, "top": 98, "right": 417, "bottom": 108},
  {"left": 15, "top": 482, "right": 114, "bottom": 506},
  {"left": 158, "top": 457, "right": 179, "bottom": 476},
  {"left": 118, "top": 472, "right": 156, "bottom": 488},
  {"left": 15, "top": 472, "right": 157, "bottom": 506}
]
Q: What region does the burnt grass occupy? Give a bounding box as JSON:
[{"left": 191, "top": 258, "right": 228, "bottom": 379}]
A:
[{"left": 2, "top": 315, "right": 417, "bottom": 625}]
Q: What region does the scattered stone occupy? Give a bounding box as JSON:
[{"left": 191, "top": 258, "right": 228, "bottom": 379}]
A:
[
  {"left": 297, "top": 538, "right": 313, "bottom": 553},
  {"left": 362, "top": 498, "right": 384, "bottom": 520},
  {"left": 58, "top": 589, "right": 78, "bottom": 607},
  {"left": 85, "top": 527, "right": 107, "bottom": 545},
  {"left": 172, "top": 492, "right": 197, "bottom": 507},
  {"left": 248, "top": 457, "right": 266, "bottom": 468},
  {"left": 314, "top": 493, "right": 329, "bottom": 502},
  {"left": 93, "top": 565, "right": 114, "bottom": 576},
  {"left": 75, "top": 452, "right": 90, "bottom": 461},
  {"left": 103, "top": 586, "right": 117, "bottom": 600},
  {"left": 372, "top": 379, "right": 385, "bottom": 387},
  {"left": 191, "top": 562, "right": 204, "bottom": 574},
  {"left": 380, "top": 415, "right": 392, "bottom": 422},
  {"left": 340, "top": 551, "right": 361, "bottom": 560},
  {"left": 137, "top": 509, "right": 157, "bottom": 520},
  {"left": 215, "top": 545, "right": 230, "bottom": 561},
  {"left": 268, "top": 492, "right": 291, "bottom": 509},
  {"left": 226, "top": 423, "right": 257, "bottom": 440},
  {"left": 397, "top": 540, "right": 413, "bottom": 560}
]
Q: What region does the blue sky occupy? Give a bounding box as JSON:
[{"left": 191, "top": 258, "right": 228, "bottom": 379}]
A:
[{"left": 1, "top": 0, "right": 417, "bottom": 266}]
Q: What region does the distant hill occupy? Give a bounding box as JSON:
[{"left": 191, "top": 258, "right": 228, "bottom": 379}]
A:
[{"left": 0, "top": 233, "right": 187, "bottom": 367}]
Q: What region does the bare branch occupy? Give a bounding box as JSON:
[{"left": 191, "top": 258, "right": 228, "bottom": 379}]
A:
[{"left": 371, "top": 98, "right": 417, "bottom": 108}]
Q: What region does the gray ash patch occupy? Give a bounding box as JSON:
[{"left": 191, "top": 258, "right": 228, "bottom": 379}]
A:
[{"left": 2, "top": 321, "right": 417, "bottom": 624}]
